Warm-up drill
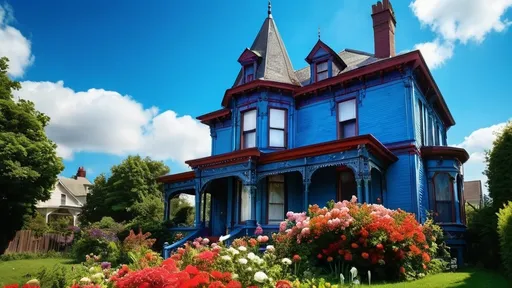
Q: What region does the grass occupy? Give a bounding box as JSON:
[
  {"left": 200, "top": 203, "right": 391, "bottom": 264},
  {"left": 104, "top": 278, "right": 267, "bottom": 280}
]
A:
[
  {"left": 0, "top": 258, "right": 75, "bottom": 286},
  {"left": 334, "top": 269, "right": 510, "bottom": 288}
]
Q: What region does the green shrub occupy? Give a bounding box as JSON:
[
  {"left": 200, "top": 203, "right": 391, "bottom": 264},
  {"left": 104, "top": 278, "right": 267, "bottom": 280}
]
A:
[
  {"left": 466, "top": 205, "right": 500, "bottom": 269},
  {"left": 497, "top": 201, "right": 512, "bottom": 278},
  {"left": 0, "top": 251, "right": 69, "bottom": 261},
  {"left": 36, "top": 264, "right": 89, "bottom": 288},
  {"left": 23, "top": 213, "right": 49, "bottom": 236}
]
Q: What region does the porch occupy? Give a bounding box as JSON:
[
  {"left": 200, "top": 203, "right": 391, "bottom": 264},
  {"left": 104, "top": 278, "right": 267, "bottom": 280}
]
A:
[{"left": 159, "top": 135, "right": 397, "bottom": 255}]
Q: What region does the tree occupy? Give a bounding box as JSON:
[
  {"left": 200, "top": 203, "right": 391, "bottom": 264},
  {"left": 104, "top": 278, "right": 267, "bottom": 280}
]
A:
[
  {"left": 0, "top": 57, "right": 64, "bottom": 254},
  {"left": 80, "top": 155, "right": 169, "bottom": 224},
  {"left": 485, "top": 121, "right": 512, "bottom": 210}
]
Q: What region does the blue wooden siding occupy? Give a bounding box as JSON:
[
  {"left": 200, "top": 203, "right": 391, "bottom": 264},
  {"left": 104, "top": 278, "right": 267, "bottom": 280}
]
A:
[
  {"left": 213, "top": 127, "right": 232, "bottom": 155},
  {"left": 412, "top": 80, "right": 447, "bottom": 147},
  {"left": 295, "top": 100, "right": 337, "bottom": 147},
  {"left": 309, "top": 167, "right": 337, "bottom": 207},
  {"left": 385, "top": 154, "right": 416, "bottom": 214},
  {"left": 416, "top": 155, "right": 429, "bottom": 222}
]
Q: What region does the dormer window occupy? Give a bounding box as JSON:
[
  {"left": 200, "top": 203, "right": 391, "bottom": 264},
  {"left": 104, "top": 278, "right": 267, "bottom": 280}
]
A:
[
  {"left": 244, "top": 64, "right": 255, "bottom": 83},
  {"left": 316, "top": 61, "right": 329, "bottom": 81}
]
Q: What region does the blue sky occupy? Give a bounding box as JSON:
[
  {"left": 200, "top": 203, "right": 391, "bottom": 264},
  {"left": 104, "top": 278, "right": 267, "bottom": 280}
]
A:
[{"left": 1, "top": 0, "right": 511, "bottom": 191}]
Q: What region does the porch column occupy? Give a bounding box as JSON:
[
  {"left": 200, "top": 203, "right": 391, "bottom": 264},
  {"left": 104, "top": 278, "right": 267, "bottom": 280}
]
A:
[
  {"left": 194, "top": 185, "right": 202, "bottom": 228},
  {"left": 243, "top": 184, "right": 257, "bottom": 226},
  {"left": 303, "top": 180, "right": 310, "bottom": 212},
  {"left": 356, "top": 177, "right": 363, "bottom": 202},
  {"left": 364, "top": 178, "right": 370, "bottom": 204},
  {"left": 163, "top": 194, "right": 169, "bottom": 221}
]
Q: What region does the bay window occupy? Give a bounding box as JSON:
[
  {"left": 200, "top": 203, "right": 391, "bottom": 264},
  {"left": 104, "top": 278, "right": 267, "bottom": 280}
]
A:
[
  {"left": 338, "top": 99, "right": 357, "bottom": 139},
  {"left": 268, "top": 175, "right": 285, "bottom": 224},
  {"left": 269, "top": 108, "right": 286, "bottom": 148},
  {"left": 433, "top": 173, "right": 455, "bottom": 223},
  {"left": 242, "top": 109, "right": 257, "bottom": 149},
  {"left": 316, "top": 61, "right": 328, "bottom": 81}
]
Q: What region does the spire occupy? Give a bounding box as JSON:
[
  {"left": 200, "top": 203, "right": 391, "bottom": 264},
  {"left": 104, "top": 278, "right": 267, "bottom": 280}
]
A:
[
  {"left": 233, "top": 6, "right": 300, "bottom": 87},
  {"left": 268, "top": 0, "right": 272, "bottom": 18},
  {"left": 318, "top": 26, "right": 321, "bottom": 40}
]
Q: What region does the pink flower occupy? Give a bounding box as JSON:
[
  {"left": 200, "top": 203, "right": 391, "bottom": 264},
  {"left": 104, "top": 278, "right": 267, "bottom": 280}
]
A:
[
  {"left": 351, "top": 195, "right": 358, "bottom": 203},
  {"left": 255, "top": 225, "right": 263, "bottom": 235}
]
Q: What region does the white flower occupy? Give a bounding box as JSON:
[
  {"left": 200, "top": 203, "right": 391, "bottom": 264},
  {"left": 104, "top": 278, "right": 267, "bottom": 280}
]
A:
[
  {"left": 238, "top": 258, "right": 248, "bottom": 265},
  {"left": 247, "top": 252, "right": 256, "bottom": 260},
  {"left": 89, "top": 267, "right": 96, "bottom": 273},
  {"left": 266, "top": 245, "right": 275, "bottom": 252},
  {"left": 228, "top": 247, "right": 240, "bottom": 255},
  {"left": 256, "top": 258, "right": 265, "bottom": 265},
  {"left": 281, "top": 258, "right": 292, "bottom": 265},
  {"left": 26, "top": 279, "right": 39, "bottom": 286},
  {"left": 254, "top": 271, "right": 268, "bottom": 283},
  {"left": 80, "top": 277, "right": 92, "bottom": 284},
  {"left": 221, "top": 255, "right": 232, "bottom": 261},
  {"left": 238, "top": 246, "right": 247, "bottom": 252},
  {"left": 246, "top": 267, "right": 253, "bottom": 272},
  {"left": 202, "top": 238, "right": 210, "bottom": 245},
  {"left": 232, "top": 273, "right": 238, "bottom": 279}
]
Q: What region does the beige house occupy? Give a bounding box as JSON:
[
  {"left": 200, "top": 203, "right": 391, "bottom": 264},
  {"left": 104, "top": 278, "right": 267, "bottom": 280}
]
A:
[
  {"left": 36, "top": 167, "right": 92, "bottom": 226},
  {"left": 464, "top": 180, "right": 483, "bottom": 208}
]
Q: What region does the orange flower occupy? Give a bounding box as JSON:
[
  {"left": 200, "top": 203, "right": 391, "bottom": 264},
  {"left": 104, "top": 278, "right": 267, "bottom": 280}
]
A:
[
  {"left": 361, "top": 252, "right": 369, "bottom": 259},
  {"left": 338, "top": 249, "right": 344, "bottom": 255},
  {"left": 399, "top": 266, "right": 406, "bottom": 274},
  {"left": 422, "top": 252, "right": 431, "bottom": 263},
  {"left": 351, "top": 243, "right": 359, "bottom": 249},
  {"left": 275, "top": 280, "right": 293, "bottom": 288},
  {"left": 327, "top": 256, "right": 333, "bottom": 262},
  {"left": 293, "top": 255, "right": 301, "bottom": 262},
  {"left": 341, "top": 235, "right": 347, "bottom": 241},
  {"left": 344, "top": 252, "right": 353, "bottom": 261},
  {"left": 376, "top": 243, "right": 384, "bottom": 250}
]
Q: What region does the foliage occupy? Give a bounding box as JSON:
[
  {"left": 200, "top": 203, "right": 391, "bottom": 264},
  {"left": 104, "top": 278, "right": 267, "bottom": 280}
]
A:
[
  {"left": 79, "top": 156, "right": 169, "bottom": 225},
  {"left": 0, "top": 251, "right": 67, "bottom": 261},
  {"left": 497, "top": 201, "right": 512, "bottom": 278},
  {"left": 274, "top": 197, "right": 440, "bottom": 281},
  {"left": 168, "top": 196, "right": 195, "bottom": 227},
  {"left": 466, "top": 204, "right": 500, "bottom": 269},
  {"left": 48, "top": 217, "right": 73, "bottom": 235},
  {"left": 22, "top": 213, "right": 49, "bottom": 237},
  {"left": 71, "top": 223, "right": 122, "bottom": 265},
  {"left": 485, "top": 121, "right": 512, "bottom": 210},
  {"left": 0, "top": 57, "right": 64, "bottom": 254},
  {"left": 0, "top": 258, "right": 74, "bottom": 286}
]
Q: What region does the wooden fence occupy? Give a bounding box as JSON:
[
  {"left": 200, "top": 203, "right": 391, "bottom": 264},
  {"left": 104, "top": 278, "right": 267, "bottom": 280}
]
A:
[{"left": 5, "top": 230, "right": 73, "bottom": 254}]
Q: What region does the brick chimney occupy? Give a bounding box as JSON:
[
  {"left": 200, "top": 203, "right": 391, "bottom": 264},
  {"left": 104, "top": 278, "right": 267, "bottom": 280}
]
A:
[
  {"left": 76, "top": 166, "right": 86, "bottom": 178},
  {"left": 371, "top": 0, "right": 397, "bottom": 58}
]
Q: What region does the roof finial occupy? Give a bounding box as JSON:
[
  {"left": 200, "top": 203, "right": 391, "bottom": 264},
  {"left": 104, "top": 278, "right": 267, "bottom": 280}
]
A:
[
  {"left": 318, "top": 26, "right": 321, "bottom": 40},
  {"left": 268, "top": 0, "right": 272, "bottom": 18}
]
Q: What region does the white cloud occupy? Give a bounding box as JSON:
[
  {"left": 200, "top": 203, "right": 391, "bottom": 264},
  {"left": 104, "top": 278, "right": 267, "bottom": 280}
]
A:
[
  {"left": 13, "top": 81, "right": 211, "bottom": 164},
  {"left": 410, "top": 0, "right": 512, "bottom": 69},
  {"left": 414, "top": 39, "right": 454, "bottom": 69},
  {"left": 0, "top": 3, "right": 34, "bottom": 77},
  {"left": 455, "top": 121, "right": 510, "bottom": 194}
]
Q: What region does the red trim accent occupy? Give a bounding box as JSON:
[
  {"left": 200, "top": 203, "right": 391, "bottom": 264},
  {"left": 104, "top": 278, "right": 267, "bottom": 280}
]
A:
[
  {"left": 260, "top": 134, "right": 397, "bottom": 165},
  {"left": 185, "top": 148, "right": 261, "bottom": 169},
  {"left": 421, "top": 146, "right": 469, "bottom": 164},
  {"left": 387, "top": 143, "right": 421, "bottom": 155},
  {"left": 197, "top": 108, "right": 231, "bottom": 124},
  {"left": 222, "top": 80, "right": 299, "bottom": 107},
  {"left": 157, "top": 171, "right": 195, "bottom": 184}
]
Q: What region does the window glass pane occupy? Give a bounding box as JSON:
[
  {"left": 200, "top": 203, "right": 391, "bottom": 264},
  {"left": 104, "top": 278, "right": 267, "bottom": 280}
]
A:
[
  {"left": 268, "top": 204, "right": 284, "bottom": 224},
  {"left": 338, "top": 99, "right": 356, "bottom": 121},
  {"left": 243, "top": 110, "right": 256, "bottom": 131},
  {"left": 436, "top": 202, "right": 452, "bottom": 223},
  {"left": 240, "top": 186, "right": 252, "bottom": 222},
  {"left": 269, "top": 174, "right": 285, "bottom": 182},
  {"left": 341, "top": 120, "right": 357, "bottom": 138},
  {"left": 317, "top": 61, "right": 328, "bottom": 72},
  {"left": 270, "top": 109, "right": 285, "bottom": 129},
  {"left": 244, "top": 132, "right": 256, "bottom": 148},
  {"left": 418, "top": 101, "right": 424, "bottom": 146},
  {"left": 61, "top": 194, "right": 66, "bottom": 205},
  {"left": 269, "top": 129, "right": 285, "bottom": 147},
  {"left": 427, "top": 115, "right": 433, "bottom": 145},
  {"left": 317, "top": 71, "right": 328, "bottom": 81},
  {"left": 268, "top": 176, "right": 285, "bottom": 224},
  {"left": 435, "top": 173, "right": 451, "bottom": 201}
]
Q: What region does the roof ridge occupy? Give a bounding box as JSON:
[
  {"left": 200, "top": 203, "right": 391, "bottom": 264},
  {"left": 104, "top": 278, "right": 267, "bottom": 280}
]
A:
[{"left": 342, "top": 48, "right": 375, "bottom": 57}]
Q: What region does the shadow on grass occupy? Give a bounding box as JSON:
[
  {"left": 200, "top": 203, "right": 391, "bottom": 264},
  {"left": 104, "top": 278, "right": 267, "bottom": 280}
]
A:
[{"left": 449, "top": 269, "right": 510, "bottom": 288}]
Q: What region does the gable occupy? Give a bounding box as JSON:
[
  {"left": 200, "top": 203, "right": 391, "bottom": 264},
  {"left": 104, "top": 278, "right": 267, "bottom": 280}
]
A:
[
  {"left": 312, "top": 47, "right": 329, "bottom": 60},
  {"left": 238, "top": 49, "right": 261, "bottom": 64}
]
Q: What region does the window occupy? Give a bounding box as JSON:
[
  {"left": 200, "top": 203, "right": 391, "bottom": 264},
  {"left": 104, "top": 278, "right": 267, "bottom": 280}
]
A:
[
  {"left": 434, "top": 124, "right": 440, "bottom": 146},
  {"left": 427, "top": 115, "right": 434, "bottom": 145},
  {"left": 433, "top": 173, "right": 454, "bottom": 223},
  {"left": 61, "top": 194, "right": 66, "bottom": 205},
  {"left": 338, "top": 99, "right": 357, "bottom": 139},
  {"left": 240, "top": 185, "right": 252, "bottom": 223},
  {"left": 242, "top": 109, "right": 256, "bottom": 149},
  {"left": 418, "top": 100, "right": 424, "bottom": 146},
  {"left": 268, "top": 175, "right": 285, "bottom": 224},
  {"left": 269, "top": 108, "right": 286, "bottom": 148},
  {"left": 244, "top": 64, "right": 254, "bottom": 83},
  {"left": 316, "top": 61, "right": 328, "bottom": 81},
  {"left": 337, "top": 169, "right": 356, "bottom": 202}
]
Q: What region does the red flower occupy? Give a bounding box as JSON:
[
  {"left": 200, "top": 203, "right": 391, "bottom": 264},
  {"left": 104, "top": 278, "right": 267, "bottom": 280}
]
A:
[
  {"left": 185, "top": 265, "right": 200, "bottom": 275},
  {"left": 341, "top": 235, "right": 347, "bottom": 241},
  {"left": 376, "top": 243, "right": 384, "bottom": 250},
  {"left": 317, "top": 253, "right": 323, "bottom": 259},
  {"left": 409, "top": 245, "right": 422, "bottom": 256},
  {"left": 344, "top": 252, "right": 353, "bottom": 261},
  {"left": 361, "top": 252, "right": 369, "bottom": 259},
  {"left": 351, "top": 243, "right": 359, "bottom": 249},
  {"left": 3, "top": 285, "right": 19, "bottom": 288},
  {"left": 208, "top": 281, "right": 226, "bottom": 288},
  {"left": 275, "top": 280, "right": 293, "bottom": 288},
  {"left": 423, "top": 263, "right": 428, "bottom": 270},
  {"left": 293, "top": 255, "right": 301, "bottom": 262},
  {"left": 211, "top": 270, "right": 224, "bottom": 280},
  {"left": 225, "top": 281, "right": 242, "bottom": 288},
  {"left": 422, "top": 252, "right": 431, "bottom": 263},
  {"left": 399, "top": 266, "right": 406, "bottom": 274}
]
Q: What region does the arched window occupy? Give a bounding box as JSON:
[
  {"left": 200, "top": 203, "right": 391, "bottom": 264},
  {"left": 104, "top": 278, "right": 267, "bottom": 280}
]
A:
[{"left": 433, "top": 173, "right": 455, "bottom": 223}]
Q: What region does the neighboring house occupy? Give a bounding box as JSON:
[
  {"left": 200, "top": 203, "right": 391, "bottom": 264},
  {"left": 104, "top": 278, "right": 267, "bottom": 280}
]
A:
[
  {"left": 36, "top": 167, "right": 92, "bottom": 226},
  {"left": 158, "top": 0, "right": 469, "bottom": 263},
  {"left": 464, "top": 180, "right": 483, "bottom": 208}
]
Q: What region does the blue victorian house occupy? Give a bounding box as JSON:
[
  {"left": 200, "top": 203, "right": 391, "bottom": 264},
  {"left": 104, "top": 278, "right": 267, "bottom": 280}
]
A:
[{"left": 159, "top": 0, "right": 469, "bottom": 263}]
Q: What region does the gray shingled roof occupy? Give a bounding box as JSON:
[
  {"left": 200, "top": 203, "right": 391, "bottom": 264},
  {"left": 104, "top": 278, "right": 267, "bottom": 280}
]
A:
[
  {"left": 59, "top": 176, "right": 91, "bottom": 197},
  {"left": 464, "top": 180, "right": 483, "bottom": 207},
  {"left": 295, "top": 49, "right": 379, "bottom": 86},
  {"left": 234, "top": 16, "right": 301, "bottom": 87}
]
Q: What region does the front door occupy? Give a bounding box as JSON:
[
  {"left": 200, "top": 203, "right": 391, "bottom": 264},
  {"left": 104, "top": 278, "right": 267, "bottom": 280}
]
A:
[{"left": 210, "top": 180, "right": 228, "bottom": 236}]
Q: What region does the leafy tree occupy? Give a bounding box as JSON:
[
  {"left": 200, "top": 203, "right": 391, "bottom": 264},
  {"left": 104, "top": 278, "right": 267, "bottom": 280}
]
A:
[
  {"left": 23, "top": 213, "right": 49, "bottom": 236},
  {"left": 0, "top": 57, "right": 64, "bottom": 254},
  {"left": 80, "top": 156, "right": 169, "bottom": 224},
  {"left": 485, "top": 121, "right": 512, "bottom": 210}
]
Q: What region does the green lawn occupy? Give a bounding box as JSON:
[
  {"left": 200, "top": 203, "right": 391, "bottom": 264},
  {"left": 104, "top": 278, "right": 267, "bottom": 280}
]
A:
[
  {"left": 338, "top": 269, "right": 510, "bottom": 288},
  {"left": 0, "top": 258, "right": 75, "bottom": 286}
]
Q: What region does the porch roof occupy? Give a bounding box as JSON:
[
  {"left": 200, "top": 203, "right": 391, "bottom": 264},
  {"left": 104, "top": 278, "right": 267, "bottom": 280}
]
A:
[
  {"left": 158, "top": 135, "right": 397, "bottom": 184},
  {"left": 421, "top": 146, "right": 469, "bottom": 164}
]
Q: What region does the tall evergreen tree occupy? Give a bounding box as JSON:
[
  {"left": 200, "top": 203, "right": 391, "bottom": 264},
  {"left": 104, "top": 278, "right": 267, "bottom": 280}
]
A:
[
  {"left": 0, "top": 57, "right": 64, "bottom": 254},
  {"left": 485, "top": 121, "right": 512, "bottom": 210},
  {"left": 80, "top": 155, "right": 169, "bottom": 224}
]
